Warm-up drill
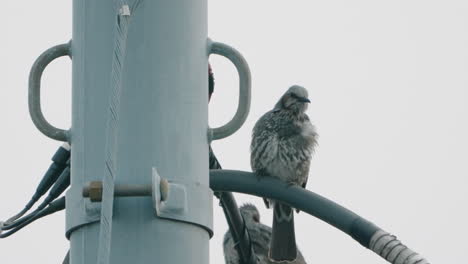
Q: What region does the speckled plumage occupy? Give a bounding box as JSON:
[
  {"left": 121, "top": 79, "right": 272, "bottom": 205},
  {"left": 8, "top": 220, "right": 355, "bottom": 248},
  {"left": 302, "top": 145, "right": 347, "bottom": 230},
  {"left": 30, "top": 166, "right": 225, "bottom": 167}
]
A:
[
  {"left": 250, "top": 85, "right": 316, "bottom": 262},
  {"left": 250, "top": 85, "right": 317, "bottom": 200},
  {"left": 223, "top": 204, "right": 306, "bottom": 264}
]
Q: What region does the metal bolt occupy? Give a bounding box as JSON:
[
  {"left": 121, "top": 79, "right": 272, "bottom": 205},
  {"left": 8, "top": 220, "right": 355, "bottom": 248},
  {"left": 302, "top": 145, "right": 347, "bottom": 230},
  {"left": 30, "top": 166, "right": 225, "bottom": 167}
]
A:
[{"left": 82, "top": 181, "right": 103, "bottom": 202}]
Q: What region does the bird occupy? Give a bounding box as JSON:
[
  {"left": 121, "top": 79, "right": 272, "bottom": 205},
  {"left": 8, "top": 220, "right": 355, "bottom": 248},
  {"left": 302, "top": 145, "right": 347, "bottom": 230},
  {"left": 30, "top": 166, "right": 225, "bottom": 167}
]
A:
[
  {"left": 250, "top": 85, "right": 317, "bottom": 262},
  {"left": 223, "top": 203, "right": 306, "bottom": 264},
  {"left": 250, "top": 85, "right": 317, "bottom": 206}
]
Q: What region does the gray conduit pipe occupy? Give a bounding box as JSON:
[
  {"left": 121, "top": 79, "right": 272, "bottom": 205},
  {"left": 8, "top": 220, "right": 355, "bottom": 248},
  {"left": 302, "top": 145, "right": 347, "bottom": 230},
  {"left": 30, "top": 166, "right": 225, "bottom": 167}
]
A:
[{"left": 210, "top": 170, "right": 430, "bottom": 264}]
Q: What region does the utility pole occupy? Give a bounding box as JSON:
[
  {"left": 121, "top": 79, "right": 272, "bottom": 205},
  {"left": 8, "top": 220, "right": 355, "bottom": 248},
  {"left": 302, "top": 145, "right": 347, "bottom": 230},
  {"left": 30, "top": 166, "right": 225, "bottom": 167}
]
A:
[
  {"left": 67, "top": 0, "right": 213, "bottom": 263},
  {"left": 21, "top": 0, "right": 249, "bottom": 262}
]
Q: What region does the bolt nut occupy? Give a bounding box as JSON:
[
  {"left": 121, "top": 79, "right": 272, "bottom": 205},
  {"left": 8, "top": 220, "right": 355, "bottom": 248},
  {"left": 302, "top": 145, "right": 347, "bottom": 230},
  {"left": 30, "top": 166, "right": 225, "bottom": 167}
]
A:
[{"left": 87, "top": 181, "right": 103, "bottom": 202}]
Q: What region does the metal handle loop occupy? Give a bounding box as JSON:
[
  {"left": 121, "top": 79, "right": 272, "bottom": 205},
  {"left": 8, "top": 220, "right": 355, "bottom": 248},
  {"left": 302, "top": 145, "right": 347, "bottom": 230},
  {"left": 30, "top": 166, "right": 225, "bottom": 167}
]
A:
[
  {"left": 208, "top": 40, "right": 251, "bottom": 141},
  {"left": 28, "top": 42, "right": 72, "bottom": 142}
]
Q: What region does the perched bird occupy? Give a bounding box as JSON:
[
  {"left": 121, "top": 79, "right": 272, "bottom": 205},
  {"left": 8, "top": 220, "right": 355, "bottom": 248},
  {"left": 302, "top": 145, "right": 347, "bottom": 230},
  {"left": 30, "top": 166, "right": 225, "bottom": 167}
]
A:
[
  {"left": 250, "top": 85, "right": 317, "bottom": 192},
  {"left": 250, "top": 85, "right": 317, "bottom": 261},
  {"left": 223, "top": 204, "right": 306, "bottom": 264}
]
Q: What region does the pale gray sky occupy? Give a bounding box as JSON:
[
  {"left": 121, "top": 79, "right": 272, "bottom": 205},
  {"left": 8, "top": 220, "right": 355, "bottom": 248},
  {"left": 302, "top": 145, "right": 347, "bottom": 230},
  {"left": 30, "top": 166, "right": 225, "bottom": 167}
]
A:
[{"left": 1, "top": 1, "right": 467, "bottom": 263}]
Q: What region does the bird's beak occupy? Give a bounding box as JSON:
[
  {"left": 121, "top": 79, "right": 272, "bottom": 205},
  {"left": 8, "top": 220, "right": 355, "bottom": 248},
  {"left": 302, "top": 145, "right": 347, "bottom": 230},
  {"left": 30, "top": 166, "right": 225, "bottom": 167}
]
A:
[{"left": 298, "top": 97, "right": 311, "bottom": 103}]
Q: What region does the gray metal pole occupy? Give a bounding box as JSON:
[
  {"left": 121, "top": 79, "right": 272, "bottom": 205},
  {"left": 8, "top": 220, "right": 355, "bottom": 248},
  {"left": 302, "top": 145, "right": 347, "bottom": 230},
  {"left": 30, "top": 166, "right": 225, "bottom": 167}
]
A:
[{"left": 66, "top": 1, "right": 211, "bottom": 263}]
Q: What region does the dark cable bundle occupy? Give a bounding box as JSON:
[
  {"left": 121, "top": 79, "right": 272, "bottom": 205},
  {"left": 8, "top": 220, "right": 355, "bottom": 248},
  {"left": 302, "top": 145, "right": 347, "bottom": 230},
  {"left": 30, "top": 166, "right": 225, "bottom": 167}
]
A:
[
  {"left": 0, "top": 197, "right": 65, "bottom": 238},
  {"left": 0, "top": 144, "right": 71, "bottom": 237}
]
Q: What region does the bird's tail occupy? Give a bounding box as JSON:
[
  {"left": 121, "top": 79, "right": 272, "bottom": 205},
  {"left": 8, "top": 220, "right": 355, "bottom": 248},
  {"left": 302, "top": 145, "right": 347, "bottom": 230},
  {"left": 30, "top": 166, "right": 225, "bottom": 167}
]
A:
[{"left": 269, "top": 202, "right": 298, "bottom": 262}]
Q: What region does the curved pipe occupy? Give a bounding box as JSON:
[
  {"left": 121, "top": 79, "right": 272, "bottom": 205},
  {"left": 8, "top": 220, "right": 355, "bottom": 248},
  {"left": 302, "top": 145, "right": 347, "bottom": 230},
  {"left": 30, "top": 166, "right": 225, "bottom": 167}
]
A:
[
  {"left": 208, "top": 40, "right": 251, "bottom": 141},
  {"left": 210, "top": 170, "right": 430, "bottom": 264},
  {"left": 210, "top": 169, "right": 379, "bottom": 247},
  {"left": 28, "top": 42, "right": 71, "bottom": 142}
]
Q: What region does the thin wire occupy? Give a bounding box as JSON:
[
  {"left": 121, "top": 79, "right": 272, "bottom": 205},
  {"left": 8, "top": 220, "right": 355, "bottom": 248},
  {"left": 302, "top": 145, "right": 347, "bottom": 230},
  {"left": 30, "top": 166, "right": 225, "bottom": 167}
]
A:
[{"left": 96, "top": 1, "right": 141, "bottom": 264}]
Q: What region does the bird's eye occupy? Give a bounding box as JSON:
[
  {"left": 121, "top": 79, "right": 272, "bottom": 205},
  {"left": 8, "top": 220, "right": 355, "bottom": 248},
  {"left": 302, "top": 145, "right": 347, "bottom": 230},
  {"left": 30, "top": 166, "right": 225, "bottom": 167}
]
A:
[{"left": 290, "top": 93, "right": 299, "bottom": 99}]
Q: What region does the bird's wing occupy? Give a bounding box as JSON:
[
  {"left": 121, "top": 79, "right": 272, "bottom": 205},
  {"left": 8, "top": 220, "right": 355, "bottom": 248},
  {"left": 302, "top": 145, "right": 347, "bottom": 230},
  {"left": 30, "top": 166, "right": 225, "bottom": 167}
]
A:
[
  {"left": 251, "top": 113, "right": 279, "bottom": 210},
  {"left": 250, "top": 134, "right": 278, "bottom": 171},
  {"left": 250, "top": 112, "right": 279, "bottom": 173}
]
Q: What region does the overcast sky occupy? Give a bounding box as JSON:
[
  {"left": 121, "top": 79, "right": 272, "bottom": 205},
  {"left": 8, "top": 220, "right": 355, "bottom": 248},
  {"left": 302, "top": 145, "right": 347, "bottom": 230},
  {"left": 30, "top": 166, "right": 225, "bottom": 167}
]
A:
[{"left": 1, "top": 0, "right": 467, "bottom": 263}]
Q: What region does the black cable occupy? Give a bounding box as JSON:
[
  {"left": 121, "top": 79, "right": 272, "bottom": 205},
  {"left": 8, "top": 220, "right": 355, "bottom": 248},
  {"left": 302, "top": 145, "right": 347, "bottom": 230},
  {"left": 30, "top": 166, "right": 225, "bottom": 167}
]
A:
[
  {"left": 210, "top": 170, "right": 380, "bottom": 249},
  {"left": 210, "top": 146, "right": 257, "bottom": 264},
  {"left": 0, "top": 196, "right": 65, "bottom": 238},
  {"left": 2, "top": 162, "right": 70, "bottom": 230},
  {"left": 40, "top": 162, "right": 71, "bottom": 206},
  {"left": 2, "top": 208, "right": 40, "bottom": 230},
  {"left": 4, "top": 143, "right": 70, "bottom": 224}
]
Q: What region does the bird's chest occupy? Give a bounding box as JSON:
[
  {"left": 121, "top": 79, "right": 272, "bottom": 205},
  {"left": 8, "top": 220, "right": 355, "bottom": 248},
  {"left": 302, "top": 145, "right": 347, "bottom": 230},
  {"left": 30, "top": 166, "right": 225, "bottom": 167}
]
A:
[
  {"left": 267, "top": 134, "right": 312, "bottom": 182},
  {"left": 277, "top": 120, "right": 315, "bottom": 153}
]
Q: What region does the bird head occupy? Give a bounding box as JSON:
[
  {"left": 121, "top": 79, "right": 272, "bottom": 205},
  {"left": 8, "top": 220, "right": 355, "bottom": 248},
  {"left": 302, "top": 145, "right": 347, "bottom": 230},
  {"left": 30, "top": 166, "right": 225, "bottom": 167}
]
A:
[
  {"left": 239, "top": 203, "right": 261, "bottom": 224},
  {"left": 274, "top": 85, "right": 310, "bottom": 114}
]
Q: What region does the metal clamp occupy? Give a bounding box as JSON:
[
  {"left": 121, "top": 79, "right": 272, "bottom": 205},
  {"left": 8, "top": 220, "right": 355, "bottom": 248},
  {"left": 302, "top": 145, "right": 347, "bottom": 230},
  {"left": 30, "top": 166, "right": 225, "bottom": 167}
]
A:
[
  {"left": 81, "top": 168, "right": 213, "bottom": 236},
  {"left": 28, "top": 41, "right": 72, "bottom": 142},
  {"left": 208, "top": 40, "right": 251, "bottom": 141}
]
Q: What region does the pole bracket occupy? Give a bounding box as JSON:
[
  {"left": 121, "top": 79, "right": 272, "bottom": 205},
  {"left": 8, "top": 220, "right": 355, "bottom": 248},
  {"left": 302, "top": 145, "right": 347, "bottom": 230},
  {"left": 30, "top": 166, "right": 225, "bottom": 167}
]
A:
[{"left": 81, "top": 167, "right": 213, "bottom": 237}]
